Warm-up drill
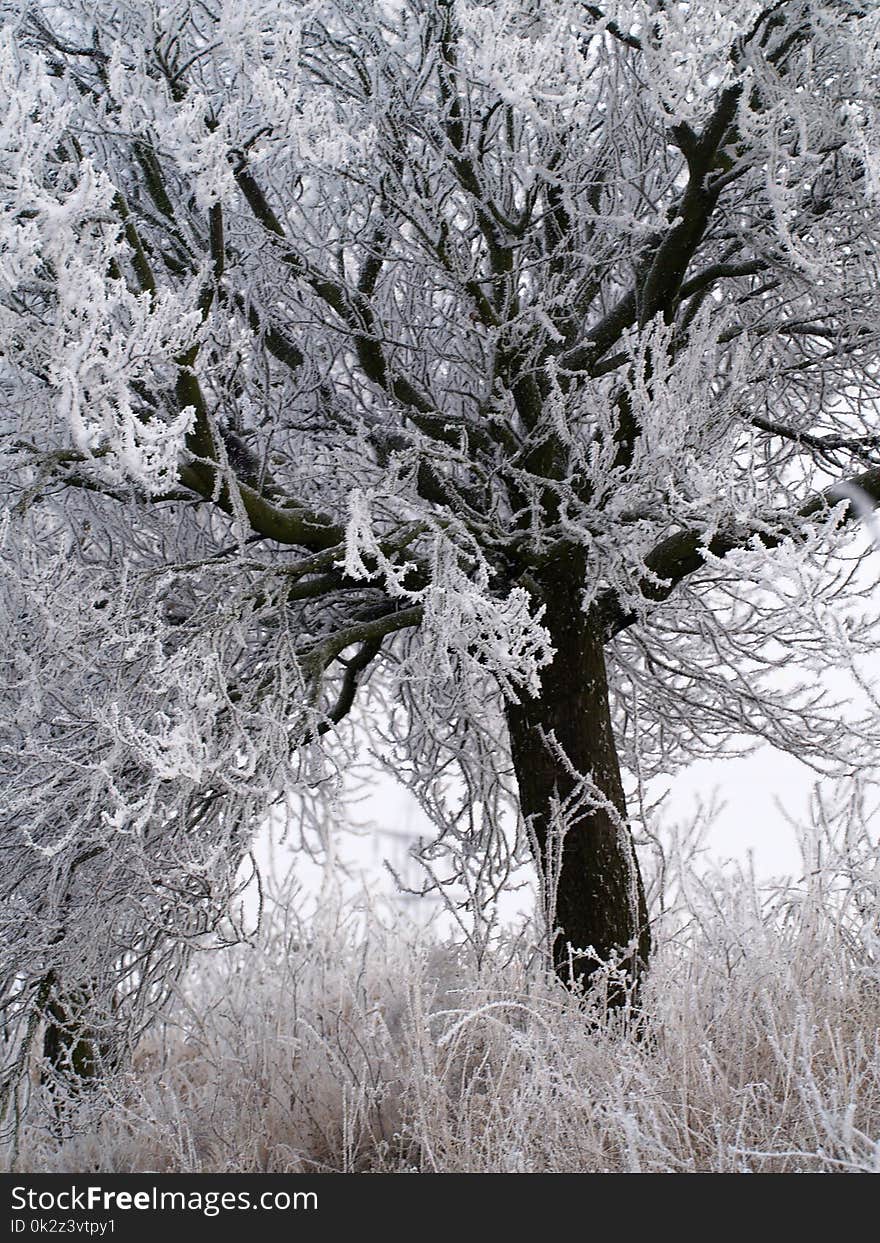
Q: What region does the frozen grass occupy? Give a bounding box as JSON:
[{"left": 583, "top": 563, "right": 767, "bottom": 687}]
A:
[{"left": 8, "top": 796, "right": 880, "bottom": 1173}]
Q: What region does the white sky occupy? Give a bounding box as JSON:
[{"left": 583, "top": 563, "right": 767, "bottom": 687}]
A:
[{"left": 248, "top": 739, "right": 827, "bottom": 934}]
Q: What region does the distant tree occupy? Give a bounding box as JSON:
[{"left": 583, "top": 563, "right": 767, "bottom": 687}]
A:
[{"left": 4, "top": 0, "right": 880, "bottom": 1109}]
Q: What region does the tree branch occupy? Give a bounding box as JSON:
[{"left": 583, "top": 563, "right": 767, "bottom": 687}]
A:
[
  {"left": 177, "top": 461, "right": 344, "bottom": 550},
  {"left": 601, "top": 464, "right": 880, "bottom": 638},
  {"left": 313, "top": 637, "right": 383, "bottom": 737}
]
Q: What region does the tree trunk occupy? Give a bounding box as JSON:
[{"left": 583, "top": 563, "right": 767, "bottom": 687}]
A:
[
  {"left": 505, "top": 560, "right": 650, "bottom": 1000},
  {"left": 40, "top": 973, "right": 111, "bottom": 1090}
]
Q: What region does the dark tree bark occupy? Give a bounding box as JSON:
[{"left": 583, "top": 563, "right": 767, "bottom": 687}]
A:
[
  {"left": 40, "top": 976, "right": 106, "bottom": 1088},
  {"left": 506, "top": 553, "right": 650, "bottom": 1000}
]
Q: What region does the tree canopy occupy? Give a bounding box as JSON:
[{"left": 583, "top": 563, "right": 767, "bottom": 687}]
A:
[{"left": 4, "top": 0, "right": 880, "bottom": 1111}]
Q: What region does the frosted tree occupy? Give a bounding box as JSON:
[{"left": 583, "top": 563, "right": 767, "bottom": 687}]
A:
[{"left": 4, "top": 0, "right": 880, "bottom": 1103}]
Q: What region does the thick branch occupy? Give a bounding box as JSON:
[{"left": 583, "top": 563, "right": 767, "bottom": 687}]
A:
[
  {"left": 177, "top": 461, "right": 344, "bottom": 550},
  {"left": 601, "top": 464, "right": 880, "bottom": 638}
]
